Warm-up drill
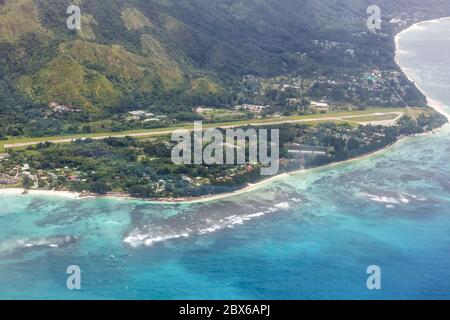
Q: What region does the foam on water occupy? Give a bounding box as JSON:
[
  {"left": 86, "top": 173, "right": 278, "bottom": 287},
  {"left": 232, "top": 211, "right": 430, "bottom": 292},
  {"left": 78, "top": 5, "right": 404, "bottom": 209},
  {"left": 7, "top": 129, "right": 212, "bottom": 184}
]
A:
[
  {"left": 123, "top": 202, "right": 292, "bottom": 247},
  {"left": 2, "top": 18, "right": 450, "bottom": 299}
]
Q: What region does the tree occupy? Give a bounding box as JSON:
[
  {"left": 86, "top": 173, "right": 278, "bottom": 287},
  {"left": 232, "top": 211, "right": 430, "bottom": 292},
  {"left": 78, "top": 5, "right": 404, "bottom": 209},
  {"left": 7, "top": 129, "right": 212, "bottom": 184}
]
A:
[
  {"left": 90, "top": 180, "right": 110, "bottom": 195},
  {"left": 22, "top": 176, "right": 34, "bottom": 189}
]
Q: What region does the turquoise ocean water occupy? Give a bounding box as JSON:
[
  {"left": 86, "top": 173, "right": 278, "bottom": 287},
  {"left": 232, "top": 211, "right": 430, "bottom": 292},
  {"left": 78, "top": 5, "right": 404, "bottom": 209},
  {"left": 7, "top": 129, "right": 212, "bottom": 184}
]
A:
[{"left": 2, "top": 19, "right": 450, "bottom": 299}]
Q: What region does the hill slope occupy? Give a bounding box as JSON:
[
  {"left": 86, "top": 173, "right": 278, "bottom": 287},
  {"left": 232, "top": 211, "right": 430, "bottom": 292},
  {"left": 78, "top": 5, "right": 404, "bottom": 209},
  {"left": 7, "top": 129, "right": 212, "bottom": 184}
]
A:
[{"left": 1, "top": 0, "right": 450, "bottom": 119}]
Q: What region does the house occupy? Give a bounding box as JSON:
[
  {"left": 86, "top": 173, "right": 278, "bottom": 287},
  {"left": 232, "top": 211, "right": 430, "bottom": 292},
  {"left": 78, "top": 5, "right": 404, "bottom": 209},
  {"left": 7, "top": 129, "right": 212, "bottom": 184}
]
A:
[
  {"left": 0, "top": 173, "right": 19, "bottom": 185},
  {"left": 234, "top": 104, "right": 268, "bottom": 114},
  {"left": 288, "top": 98, "right": 302, "bottom": 105},
  {"left": 127, "top": 110, "right": 155, "bottom": 121},
  {"left": 128, "top": 110, "right": 154, "bottom": 117},
  {"left": 195, "top": 107, "right": 214, "bottom": 114},
  {"left": 48, "top": 102, "right": 82, "bottom": 113},
  {"left": 286, "top": 144, "right": 331, "bottom": 159},
  {"left": 311, "top": 101, "right": 329, "bottom": 109}
]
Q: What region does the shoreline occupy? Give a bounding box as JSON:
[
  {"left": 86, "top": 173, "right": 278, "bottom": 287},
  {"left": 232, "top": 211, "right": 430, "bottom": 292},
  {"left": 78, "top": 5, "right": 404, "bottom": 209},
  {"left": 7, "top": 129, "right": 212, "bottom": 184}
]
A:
[
  {"left": 1, "top": 18, "right": 449, "bottom": 204},
  {"left": 395, "top": 17, "right": 450, "bottom": 120},
  {"left": 0, "top": 130, "right": 442, "bottom": 204}
]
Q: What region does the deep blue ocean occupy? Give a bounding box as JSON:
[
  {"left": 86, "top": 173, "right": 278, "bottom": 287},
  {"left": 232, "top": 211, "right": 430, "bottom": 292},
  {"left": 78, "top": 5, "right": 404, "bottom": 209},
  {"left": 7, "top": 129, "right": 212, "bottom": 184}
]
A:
[{"left": 1, "top": 19, "right": 450, "bottom": 300}]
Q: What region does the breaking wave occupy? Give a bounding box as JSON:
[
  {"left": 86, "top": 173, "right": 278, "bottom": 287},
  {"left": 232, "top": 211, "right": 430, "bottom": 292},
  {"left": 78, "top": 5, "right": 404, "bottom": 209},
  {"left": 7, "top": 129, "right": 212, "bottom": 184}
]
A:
[
  {"left": 123, "top": 201, "right": 295, "bottom": 248},
  {"left": 360, "top": 192, "right": 427, "bottom": 205},
  {"left": 0, "top": 235, "right": 77, "bottom": 255}
]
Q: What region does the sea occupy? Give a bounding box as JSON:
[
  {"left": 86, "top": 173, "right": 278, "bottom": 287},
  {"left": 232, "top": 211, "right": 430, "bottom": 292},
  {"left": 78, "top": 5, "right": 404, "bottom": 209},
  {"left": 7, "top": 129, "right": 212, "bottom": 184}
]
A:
[{"left": 1, "top": 18, "right": 450, "bottom": 300}]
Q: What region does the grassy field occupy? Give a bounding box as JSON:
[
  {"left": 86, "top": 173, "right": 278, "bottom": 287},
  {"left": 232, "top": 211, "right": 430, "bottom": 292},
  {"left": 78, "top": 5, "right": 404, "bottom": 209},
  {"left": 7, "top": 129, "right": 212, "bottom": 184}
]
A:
[
  {"left": 0, "top": 107, "right": 420, "bottom": 151},
  {"left": 0, "top": 182, "right": 22, "bottom": 189}
]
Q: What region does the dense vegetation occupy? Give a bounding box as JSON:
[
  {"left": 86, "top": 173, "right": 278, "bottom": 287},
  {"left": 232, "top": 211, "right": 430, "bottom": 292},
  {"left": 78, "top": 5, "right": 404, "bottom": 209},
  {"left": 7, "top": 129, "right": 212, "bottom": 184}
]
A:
[
  {"left": 1, "top": 1, "right": 449, "bottom": 198},
  {"left": 1, "top": 0, "right": 450, "bottom": 138},
  {"left": 1, "top": 110, "right": 445, "bottom": 198}
]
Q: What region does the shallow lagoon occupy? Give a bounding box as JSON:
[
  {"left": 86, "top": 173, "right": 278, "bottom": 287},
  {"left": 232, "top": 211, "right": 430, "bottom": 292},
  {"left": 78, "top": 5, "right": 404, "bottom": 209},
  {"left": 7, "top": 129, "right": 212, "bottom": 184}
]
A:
[{"left": 2, "top": 19, "right": 450, "bottom": 299}]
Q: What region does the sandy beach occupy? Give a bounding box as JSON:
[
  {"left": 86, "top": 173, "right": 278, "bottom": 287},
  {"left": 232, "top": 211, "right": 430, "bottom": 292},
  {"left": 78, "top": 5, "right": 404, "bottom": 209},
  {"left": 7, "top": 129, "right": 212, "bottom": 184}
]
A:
[
  {"left": 0, "top": 130, "right": 439, "bottom": 204},
  {"left": 1, "top": 18, "right": 449, "bottom": 205},
  {"left": 0, "top": 188, "right": 81, "bottom": 199}
]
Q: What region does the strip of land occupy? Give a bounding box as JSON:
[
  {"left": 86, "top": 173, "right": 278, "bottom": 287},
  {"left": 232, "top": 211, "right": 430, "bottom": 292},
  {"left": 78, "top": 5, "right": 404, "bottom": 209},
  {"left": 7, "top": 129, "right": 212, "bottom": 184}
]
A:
[
  {"left": 1, "top": 21, "right": 448, "bottom": 204},
  {"left": 1, "top": 122, "right": 446, "bottom": 204},
  {"left": 0, "top": 108, "right": 408, "bottom": 151}
]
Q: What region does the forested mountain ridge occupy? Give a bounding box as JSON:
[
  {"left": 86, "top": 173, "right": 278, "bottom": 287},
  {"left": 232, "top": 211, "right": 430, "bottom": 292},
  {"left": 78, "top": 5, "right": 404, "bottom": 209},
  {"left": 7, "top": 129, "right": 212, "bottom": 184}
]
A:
[{"left": 1, "top": 0, "right": 450, "bottom": 130}]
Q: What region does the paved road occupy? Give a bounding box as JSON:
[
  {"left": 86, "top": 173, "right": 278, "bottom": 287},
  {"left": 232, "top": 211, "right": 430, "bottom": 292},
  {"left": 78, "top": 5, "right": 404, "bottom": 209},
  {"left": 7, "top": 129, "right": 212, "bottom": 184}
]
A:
[{"left": 2, "top": 112, "right": 403, "bottom": 149}]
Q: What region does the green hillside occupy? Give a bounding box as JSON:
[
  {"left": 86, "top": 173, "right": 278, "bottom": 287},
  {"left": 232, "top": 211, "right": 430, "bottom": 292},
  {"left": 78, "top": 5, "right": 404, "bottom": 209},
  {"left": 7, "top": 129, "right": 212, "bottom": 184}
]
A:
[{"left": 0, "top": 0, "right": 449, "bottom": 124}]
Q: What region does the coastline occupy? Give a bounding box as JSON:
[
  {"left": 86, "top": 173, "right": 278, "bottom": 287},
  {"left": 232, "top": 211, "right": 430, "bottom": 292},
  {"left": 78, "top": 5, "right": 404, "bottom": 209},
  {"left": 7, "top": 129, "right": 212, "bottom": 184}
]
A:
[
  {"left": 0, "top": 131, "right": 440, "bottom": 204},
  {"left": 395, "top": 17, "right": 450, "bottom": 120},
  {"left": 0, "top": 188, "right": 81, "bottom": 199},
  {"left": 1, "top": 18, "right": 449, "bottom": 204}
]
